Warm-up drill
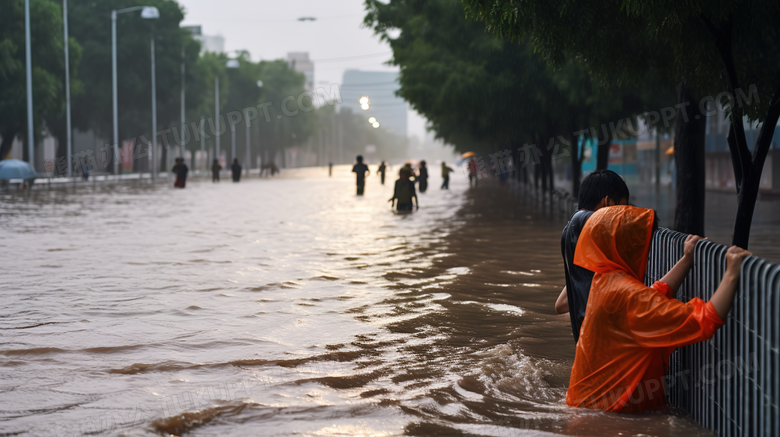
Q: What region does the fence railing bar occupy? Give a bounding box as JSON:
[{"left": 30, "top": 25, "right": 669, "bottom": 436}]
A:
[{"left": 646, "top": 228, "right": 779, "bottom": 437}]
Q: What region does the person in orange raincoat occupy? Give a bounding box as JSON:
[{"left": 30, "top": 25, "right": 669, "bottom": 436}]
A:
[{"left": 566, "top": 205, "right": 751, "bottom": 413}]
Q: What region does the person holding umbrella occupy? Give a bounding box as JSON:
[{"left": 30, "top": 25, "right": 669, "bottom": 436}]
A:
[{"left": 0, "top": 159, "right": 37, "bottom": 193}]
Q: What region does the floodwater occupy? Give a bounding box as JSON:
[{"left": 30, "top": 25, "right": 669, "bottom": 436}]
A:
[{"left": 1, "top": 167, "right": 720, "bottom": 436}]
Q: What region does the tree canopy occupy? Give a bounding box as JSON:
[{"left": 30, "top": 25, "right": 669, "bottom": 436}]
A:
[
  {"left": 365, "top": 0, "right": 673, "bottom": 196},
  {"left": 464, "top": 0, "right": 780, "bottom": 247},
  {"left": 1, "top": 0, "right": 82, "bottom": 160}
]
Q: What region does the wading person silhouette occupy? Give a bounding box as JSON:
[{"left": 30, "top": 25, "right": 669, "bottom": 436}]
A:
[
  {"left": 329, "top": 162, "right": 333, "bottom": 177},
  {"left": 389, "top": 167, "right": 418, "bottom": 212},
  {"left": 441, "top": 162, "right": 453, "bottom": 189},
  {"left": 378, "top": 161, "right": 387, "bottom": 185},
  {"left": 231, "top": 158, "right": 241, "bottom": 182},
  {"left": 467, "top": 158, "right": 477, "bottom": 187},
  {"left": 352, "top": 155, "right": 369, "bottom": 195},
  {"left": 172, "top": 157, "right": 188, "bottom": 188},
  {"left": 417, "top": 160, "right": 429, "bottom": 193},
  {"left": 81, "top": 157, "right": 91, "bottom": 181},
  {"left": 211, "top": 159, "right": 221, "bottom": 183}
]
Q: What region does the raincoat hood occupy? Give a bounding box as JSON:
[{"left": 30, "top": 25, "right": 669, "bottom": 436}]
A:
[{"left": 573, "top": 205, "right": 654, "bottom": 281}]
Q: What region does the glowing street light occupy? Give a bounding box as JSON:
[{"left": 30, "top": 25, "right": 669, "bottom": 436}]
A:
[
  {"left": 372, "top": 122, "right": 380, "bottom": 128},
  {"left": 368, "top": 117, "right": 376, "bottom": 123},
  {"left": 359, "top": 95, "right": 370, "bottom": 110}
]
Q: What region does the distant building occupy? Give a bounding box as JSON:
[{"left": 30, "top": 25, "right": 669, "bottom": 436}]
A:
[
  {"left": 341, "top": 70, "right": 407, "bottom": 137},
  {"left": 287, "top": 52, "right": 314, "bottom": 91},
  {"left": 183, "top": 25, "right": 224, "bottom": 55}
]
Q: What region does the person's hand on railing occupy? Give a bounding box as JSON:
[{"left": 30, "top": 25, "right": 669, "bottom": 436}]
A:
[
  {"left": 725, "top": 246, "right": 751, "bottom": 276},
  {"left": 710, "top": 246, "right": 752, "bottom": 321},
  {"left": 659, "top": 234, "right": 706, "bottom": 296},
  {"left": 683, "top": 235, "right": 707, "bottom": 263}
]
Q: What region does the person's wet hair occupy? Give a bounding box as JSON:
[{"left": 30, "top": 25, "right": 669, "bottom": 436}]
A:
[{"left": 578, "top": 170, "right": 630, "bottom": 210}]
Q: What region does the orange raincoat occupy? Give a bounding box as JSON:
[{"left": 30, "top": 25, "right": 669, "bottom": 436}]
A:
[{"left": 566, "top": 206, "right": 724, "bottom": 413}]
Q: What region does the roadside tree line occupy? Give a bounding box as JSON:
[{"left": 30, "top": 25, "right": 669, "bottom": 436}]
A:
[{"left": 364, "top": 0, "right": 780, "bottom": 248}]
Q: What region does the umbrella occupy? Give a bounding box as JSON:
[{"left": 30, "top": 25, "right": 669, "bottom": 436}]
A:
[
  {"left": 0, "top": 159, "right": 38, "bottom": 180},
  {"left": 461, "top": 151, "right": 476, "bottom": 158},
  {"left": 665, "top": 147, "right": 674, "bottom": 155}
]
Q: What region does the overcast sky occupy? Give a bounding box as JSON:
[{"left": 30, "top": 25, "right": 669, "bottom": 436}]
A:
[{"left": 179, "top": 0, "right": 429, "bottom": 140}]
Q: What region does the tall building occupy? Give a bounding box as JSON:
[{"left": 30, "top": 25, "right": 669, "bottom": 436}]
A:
[
  {"left": 183, "top": 25, "right": 224, "bottom": 54},
  {"left": 341, "top": 70, "right": 407, "bottom": 137},
  {"left": 287, "top": 52, "right": 314, "bottom": 91}
]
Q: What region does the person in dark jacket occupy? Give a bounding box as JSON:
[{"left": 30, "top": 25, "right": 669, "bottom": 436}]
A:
[
  {"left": 231, "top": 158, "right": 241, "bottom": 182},
  {"left": 377, "top": 161, "right": 387, "bottom": 185},
  {"left": 172, "top": 157, "right": 188, "bottom": 188},
  {"left": 352, "top": 155, "right": 369, "bottom": 195},
  {"left": 417, "top": 160, "right": 429, "bottom": 193},
  {"left": 211, "top": 159, "right": 222, "bottom": 182},
  {"left": 389, "top": 166, "right": 418, "bottom": 211},
  {"left": 554, "top": 169, "right": 630, "bottom": 343}
]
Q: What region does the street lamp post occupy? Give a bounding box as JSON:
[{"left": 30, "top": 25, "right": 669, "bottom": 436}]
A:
[
  {"left": 200, "top": 116, "right": 205, "bottom": 171},
  {"left": 111, "top": 5, "right": 159, "bottom": 178},
  {"left": 180, "top": 44, "right": 186, "bottom": 169},
  {"left": 63, "top": 0, "right": 72, "bottom": 177},
  {"left": 215, "top": 76, "right": 220, "bottom": 168},
  {"left": 25, "top": 0, "right": 34, "bottom": 167},
  {"left": 225, "top": 58, "right": 240, "bottom": 165},
  {"left": 149, "top": 31, "right": 157, "bottom": 181},
  {"left": 244, "top": 79, "right": 263, "bottom": 176}
]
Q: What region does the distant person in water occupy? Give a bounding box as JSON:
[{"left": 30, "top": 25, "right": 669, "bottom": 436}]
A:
[
  {"left": 467, "top": 158, "right": 478, "bottom": 187},
  {"left": 329, "top": 162, "right": 333, "bottom": 177},
  {"left": 81, "top": 157, "right": 91, "bottom": 181},
  {"left": 390, "top": 167, "right": 418, "bottom": 211},
  {"left": 211, "top": 159, "right": 221, "bottom": 182},
  {"left": 417, "top": 160, "right": 429, "bottom": 193},
  {"left": 172, "top": 157, "right": 188, "bottom": 188},
  {"left": 231, "top": 158, "right": 242, "bottom": 182},
  {"left": 441, "top": 162, "right": 454, "bottom": 189},
  {"left": 352, "top": 155, "right": 369, "bottom": 195},
  {"left": 378, "top": 161, "right": 387, "bottom": 185}
]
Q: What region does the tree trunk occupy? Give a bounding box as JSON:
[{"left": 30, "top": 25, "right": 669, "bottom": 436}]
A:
[
  {"left": 534, "top": 133, "right": 542, "bottom": 190},
  {"left": 673, "top": 82, "right": 706, "bottom": 236},
  {"left": 547, "top": 150, "right": 554, "bottom": 193},
  {"left": 596, "top": 138, "right": 610, "bottom": 171},
  {"left": 570, "top": 133, "right": 582, "bottom": 199},
  {"left": 728, "top": 91, "right": 780, "bottom": 248},
  {"left": 700, "top": 15, "right": 780, "bottom": 248}
]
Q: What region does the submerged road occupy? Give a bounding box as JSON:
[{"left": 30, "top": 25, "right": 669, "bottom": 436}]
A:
[{"left": 1, "top": 166, "right": 726, "bottom": 436}]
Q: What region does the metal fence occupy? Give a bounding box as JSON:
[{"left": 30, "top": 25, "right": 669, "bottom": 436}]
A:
[{"left": 645, "top": 228, "right": 780, "bottom": 436}]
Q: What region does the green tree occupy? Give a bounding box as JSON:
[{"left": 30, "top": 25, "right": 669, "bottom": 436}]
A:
[
  {"left": 365, "top": 0, "right": 671, "bottom": 197},
  {"left": 621, "top": 0, "right": 780, "bottom": 248},
  {"left": 463, "top": 0, "right": 780, "bottom": 247},
  {"left": 0, "top": 0, "right": 82, "bottom": 161},
  {"left": 63, "top": 0, "right": 200, "bottom": 172}
]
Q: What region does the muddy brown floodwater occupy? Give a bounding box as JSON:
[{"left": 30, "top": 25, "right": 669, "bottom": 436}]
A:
[{"left": 1, "top": 167, "right": 719, "bottom": 436}]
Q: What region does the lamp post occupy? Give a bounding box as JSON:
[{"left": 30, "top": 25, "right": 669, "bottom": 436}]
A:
[
  {"left": 63, "top": 0, "right": 72, "bottom": 177},
  {"left": 25, "top": 0, "right": 34, "bottom": 167},
  {"left": 226, "top": 59, "right": 240, "bottom": 164},
  {"left": 111, "top": 5, "right": 159, "bottom": 178},
  {"left": 244, "top": 79, "right": 263, "bottom": 176},
  {"left": 214, "top": 75, "right": 220, "bottom": 168},
  {"left": 179, "top": 43, "right": 185, "bottom": 171}
]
